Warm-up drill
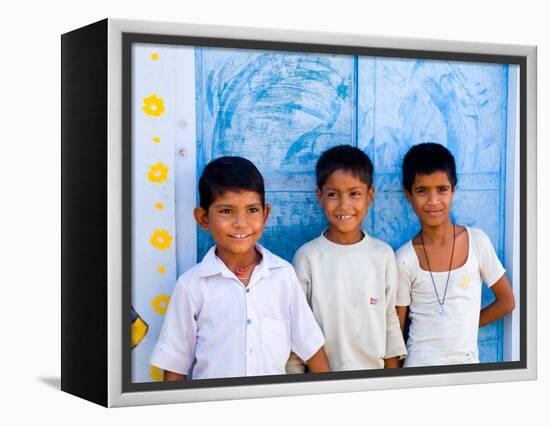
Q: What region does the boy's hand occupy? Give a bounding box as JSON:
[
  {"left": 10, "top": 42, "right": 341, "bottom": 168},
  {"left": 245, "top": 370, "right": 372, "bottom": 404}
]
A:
[
  {"left": 383, "top": 356, "right": 400, "bottom": 368},
  {"left": 164, "top": 370, "right": 187, "bottom": 381},
  {"left": 305, "top": 347, "right": 331, "bottom": 373}
]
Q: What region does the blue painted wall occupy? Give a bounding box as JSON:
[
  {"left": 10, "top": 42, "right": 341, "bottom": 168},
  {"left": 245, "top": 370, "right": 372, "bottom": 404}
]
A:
[{"left": 195, "top": 48, "right": 510, "bottom": 363}]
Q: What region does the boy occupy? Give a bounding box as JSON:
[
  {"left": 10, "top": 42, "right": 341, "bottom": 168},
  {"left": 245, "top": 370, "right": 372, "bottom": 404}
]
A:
[
  {"left": 396, "top": 143, "right": 515, "bottom": 367},
  {"left": 150, "top": 156, "right": 330, "bottom": 380},
  {"left": 286, "top": 145, "right": 406, "bottom": 373}
]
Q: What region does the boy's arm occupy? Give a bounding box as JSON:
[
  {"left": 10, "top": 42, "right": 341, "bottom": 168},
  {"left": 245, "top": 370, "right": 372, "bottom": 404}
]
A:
[
  {"left": 305, "top": 347, "right": 331, "bottom": 373},
  {"left": 149, "top": 281, "right": 198, "bottom": 378},
  {"left": 286, "top": 249, "right": 313, "bottom": 374},
  {"left": 474, "top": 229, "right": 515, "bottom": 327},
  {"left": 288, "top": 256, "right": 327, "bottom": 373},
  {"left": 383, "top": 254, "right": 407, "bottom": 363},
  {"left": 479, "top": 274, "right": 515, "bottom": 327},
  {"left": 164, "top": 370, "right": 187, "bottom": 381},
  {"left": 396, "top": 306, "right": 408, "bottom": 333}
]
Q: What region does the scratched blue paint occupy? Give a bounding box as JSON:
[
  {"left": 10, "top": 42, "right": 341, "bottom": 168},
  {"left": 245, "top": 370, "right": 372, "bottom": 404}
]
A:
[
  {"left": 194, "top": 48, "right": 510, "bottom": 363},
  {"left": 371, "top": 59, "right": 505, "bottom": 174},
  {"left": 198, "top": 48, "right": 355, "bottom": 183}
]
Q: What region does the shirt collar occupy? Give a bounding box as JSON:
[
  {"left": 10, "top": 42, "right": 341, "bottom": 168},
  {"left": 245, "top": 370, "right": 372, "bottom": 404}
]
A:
[{"left": 193, "top": 243, "right": 287, "bottom": 282}]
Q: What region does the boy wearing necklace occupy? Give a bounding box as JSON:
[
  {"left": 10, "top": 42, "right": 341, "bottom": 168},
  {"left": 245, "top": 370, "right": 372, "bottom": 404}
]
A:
[
  {"left": 395, "top": 143, "right": 515, "bottom": 367},
  {"left": 286, "top": 145, "right": 406, "bottom": 373},
  {"left": 150, "top": 156, "right": 330, "bottom": 380}
]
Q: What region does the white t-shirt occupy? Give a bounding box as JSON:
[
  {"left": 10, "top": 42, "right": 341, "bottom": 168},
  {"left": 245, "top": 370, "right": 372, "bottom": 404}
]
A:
[
  {"left": 150, "top": 244, "right": 325, "bottom": 379},
  {"left": 287, "top": 231, "right": 406, "bottom": 372},
  {"left": 396, "top": 227, "right": 506, "bottom": 367}
]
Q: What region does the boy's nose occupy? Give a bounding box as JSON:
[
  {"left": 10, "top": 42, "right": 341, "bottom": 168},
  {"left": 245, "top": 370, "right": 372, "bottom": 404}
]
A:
[
  {"left": 339, "top": 195, "right": 351, "bottom": 208},
  {"left": 427, "top": 192, "right": 439, "bottom": 204},
  {"left": 233, "top": 212, "right": 246, "bottom": 226}
]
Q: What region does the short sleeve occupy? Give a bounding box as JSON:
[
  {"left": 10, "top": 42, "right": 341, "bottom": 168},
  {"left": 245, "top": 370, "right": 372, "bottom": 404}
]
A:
[
  {"left": 292, "top": 247, "right": 312, "bottom": 304},
  {"left": 288, "top": 269, "right": 325, "bottom": 363},
  {"left": 473, "top": 228, "right": 506, "bottom": 287},
  {"left": 149, "top": 279, "right": 198, "bottom": 375},
  {"left": 395, "top": 246, "right": 413, "bottom": 306},
  {"left": 286, "top": 248, "right": 315, "bottom": 372}
]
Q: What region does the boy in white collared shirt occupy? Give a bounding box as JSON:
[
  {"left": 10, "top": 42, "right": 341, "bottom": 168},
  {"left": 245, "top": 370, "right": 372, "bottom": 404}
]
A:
[{"left": 150, "top": 156, "right": 330, "bottom": 380}]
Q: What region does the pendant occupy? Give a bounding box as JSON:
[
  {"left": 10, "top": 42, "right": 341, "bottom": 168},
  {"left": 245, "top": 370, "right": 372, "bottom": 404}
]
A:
[
  {"left": 436, "top": 305, "right": 445, "bottom": 316},
  {"left": 235, "top": 266, "right": 248, "bottom": 275}
]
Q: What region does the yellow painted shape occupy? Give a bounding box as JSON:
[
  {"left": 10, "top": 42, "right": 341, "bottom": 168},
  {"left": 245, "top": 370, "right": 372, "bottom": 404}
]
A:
[
  {"left": 459, "top": 274, "right": 472, "bottom": 289},
  {"left": 151, "top": 53, "right": 160, "bottom": 61},
  {"left": 152, "top": 136, "right": 161, "bottom": 143},
  {"left": 152, "top": 294, "right": 171, "bottom": 315},
  {"left": 150, "top": 229, "right": 173, "bottom": 250},
  {"left": 150, "top": 365, "right": 163, "bottom": 381},
  {"left": 147, "top": 162, "right": 169, "bottom": 183},
  {"left": 155, "top": 202, "right": 164, "bottom": 210},
  {"left": 142, "top": 94, "right": 165, "bottom": 117},
  {"left": 131, "top": 316, "right": 149, "bottom": 349},
  {"left": 157, "top": 265, "right": 167, "bottom": 274}
]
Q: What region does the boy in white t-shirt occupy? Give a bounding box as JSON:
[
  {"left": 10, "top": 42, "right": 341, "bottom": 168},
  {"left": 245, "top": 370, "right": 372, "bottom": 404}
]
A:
[
  {"left": 150, "top": 156, "right": 330, "bottom": 380},
  {"left": 396, "top": 143, "right": 515, "bottom": 367},
  {"left": 286, "top": 145, "right": 406, "bottom": 373}
]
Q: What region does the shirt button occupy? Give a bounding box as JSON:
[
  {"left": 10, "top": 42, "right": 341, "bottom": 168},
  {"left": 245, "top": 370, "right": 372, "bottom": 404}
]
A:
[
  {"left": 247, "top": 319, "right": 252, "bottom": 325},
  {"left": 246, "top": 288, "right": 250, "bottom": 293}
]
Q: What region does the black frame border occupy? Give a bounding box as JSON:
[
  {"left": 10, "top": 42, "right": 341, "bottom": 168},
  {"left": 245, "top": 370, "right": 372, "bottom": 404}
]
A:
[{"left": 122, "top": 32, "right": 528, "bottom": 394}]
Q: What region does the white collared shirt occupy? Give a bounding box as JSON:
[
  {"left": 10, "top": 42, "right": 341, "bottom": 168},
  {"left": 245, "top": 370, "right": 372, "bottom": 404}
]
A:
[{"left": 150, "top": 244, "right": 325, "bottom": 379}]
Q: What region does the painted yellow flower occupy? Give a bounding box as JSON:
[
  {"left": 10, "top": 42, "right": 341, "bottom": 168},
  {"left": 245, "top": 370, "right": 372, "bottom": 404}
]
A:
[
  {"left": 150, "top": 229, "right": 173, "bottom": 250},
  {"left": 152, "top": 136, "right": 161, "bottom": 143},
  {"left": 151, "top": 53, "right": 159, "bottom": 61},
  {"left": 157, "top": 265, "right": 167, "bottom": 274},
  {"left": 150, "top": 365, "right": 163, "bottom": 381},
  {"left": 459, "top": 274, "right": 472, "bottom": 289},
  {"left": 147, "top": 162, "right": 169, "bottom": 183},
  {"left": 152, "top": 293, "right": 171, "bottom": 315},
  {"left": 155, "top": 202, "right": 164, "bottom": 210},
  {"left": 142, "top": 94, "right": 165, "bottom": 117}
]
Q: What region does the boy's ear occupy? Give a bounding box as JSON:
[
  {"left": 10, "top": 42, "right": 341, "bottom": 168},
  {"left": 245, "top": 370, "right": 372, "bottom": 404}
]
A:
[
  {"left": 316, "top": 187, "right": 322, "bottom": 202},
  {"left": 367, "top": 186, "right": 375, "bottom": 207},
  {"left": 403, "top": 187, "right": 412, "bottom": 203},
  {"left": 262, "top": 203, "right": 271, "bottom": 224},
  {"left": 194, "top": 206, "right": 209, "bottom": 230}
]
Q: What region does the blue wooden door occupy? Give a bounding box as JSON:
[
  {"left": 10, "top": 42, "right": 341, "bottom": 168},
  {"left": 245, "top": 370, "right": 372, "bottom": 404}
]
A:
[{"left": 195, "top": 48, "right": 512, "bottom": 363}]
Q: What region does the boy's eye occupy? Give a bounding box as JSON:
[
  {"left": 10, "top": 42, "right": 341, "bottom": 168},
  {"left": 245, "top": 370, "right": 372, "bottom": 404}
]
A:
[
  {"left": 350, "top": 191, "right": 362, "bottom": 197},
  {"left": 248, "top": 207, "right": 259, "bottom": 213},
  {"left": 327, "top": 192, "right": 338, "bottom": 198},
  {"left": 220, "top": 209, "right": 232, "bottom": 214}
]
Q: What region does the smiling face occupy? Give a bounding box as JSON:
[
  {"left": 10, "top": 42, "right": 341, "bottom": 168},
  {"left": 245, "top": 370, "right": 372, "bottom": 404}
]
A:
[
  {"left": 194, "top": 190, "right": 270, "bottom": 265},
  {"left": 317, "top": 169, "right": 374, "bottom": 244},
  {"left": 405, "top": 171, "right": 455, "bottom": 228}
]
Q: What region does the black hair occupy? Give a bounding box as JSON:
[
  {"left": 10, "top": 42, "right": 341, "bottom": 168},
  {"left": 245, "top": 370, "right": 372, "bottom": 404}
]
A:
[
  {"left": 402, "top": 142, "right": 457, "bottom": 193},
  {"left": 315, "top": 145, "right": 374, "bottom": 190},
  {"left": 198, "top": 156, "right": 265, "bottom": 211}
]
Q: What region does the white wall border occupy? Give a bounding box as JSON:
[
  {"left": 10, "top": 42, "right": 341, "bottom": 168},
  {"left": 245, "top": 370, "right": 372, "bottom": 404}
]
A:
[{"left": 107, "top": 18, "right": 537, "bottom": 407}]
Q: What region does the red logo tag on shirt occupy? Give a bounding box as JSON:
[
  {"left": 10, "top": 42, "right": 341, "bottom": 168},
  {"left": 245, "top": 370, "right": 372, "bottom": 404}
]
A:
[{"left": 370, "top": 297, "right": 378, "bottom": 305}]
